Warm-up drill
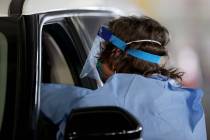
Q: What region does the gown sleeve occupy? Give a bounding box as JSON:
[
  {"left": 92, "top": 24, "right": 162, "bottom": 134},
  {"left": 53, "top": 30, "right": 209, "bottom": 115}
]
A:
[{"left": 40, "top": 83, "right": 92, "bottom": 124}]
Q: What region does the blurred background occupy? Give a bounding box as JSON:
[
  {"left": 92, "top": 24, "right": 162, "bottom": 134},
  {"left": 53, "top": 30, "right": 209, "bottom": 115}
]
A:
[{"left": 130, "top": 0, "right": 210, "bottom": 138}]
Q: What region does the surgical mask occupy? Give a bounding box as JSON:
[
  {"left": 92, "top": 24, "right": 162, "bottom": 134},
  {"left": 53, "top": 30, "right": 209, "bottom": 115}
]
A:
[
  {"left": 80, "top": 25, "right": 164, "bottom": 87},
  {"left": 96, "top": 60, "right": 105, "bottom": 82}
]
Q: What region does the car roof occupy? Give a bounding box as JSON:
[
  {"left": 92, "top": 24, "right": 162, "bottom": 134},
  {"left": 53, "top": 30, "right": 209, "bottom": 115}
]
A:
[{"left": 0, "top": 0, "right": 142, "bottom": 17}]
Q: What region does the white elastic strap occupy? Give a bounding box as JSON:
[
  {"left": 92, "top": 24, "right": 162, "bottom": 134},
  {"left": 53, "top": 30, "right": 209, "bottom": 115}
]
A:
[{"left": 126, "top": 39, "right": 162, "bottom": 46}]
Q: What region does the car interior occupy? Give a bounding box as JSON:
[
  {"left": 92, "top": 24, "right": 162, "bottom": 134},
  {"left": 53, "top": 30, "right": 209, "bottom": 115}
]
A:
[{"left": 42, "top": 32, "right": 74, "bottom": 85}]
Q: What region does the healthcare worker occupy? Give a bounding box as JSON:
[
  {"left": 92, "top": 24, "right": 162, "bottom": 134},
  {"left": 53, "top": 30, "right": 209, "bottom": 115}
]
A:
[{"left": 41, "top": 16, "right": 207, "bottom": 140}]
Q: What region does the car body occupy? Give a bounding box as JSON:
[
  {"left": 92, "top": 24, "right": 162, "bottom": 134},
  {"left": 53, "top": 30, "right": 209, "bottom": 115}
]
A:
[{"left": 0, "top": 0, "right": 142, "bottom": 139}]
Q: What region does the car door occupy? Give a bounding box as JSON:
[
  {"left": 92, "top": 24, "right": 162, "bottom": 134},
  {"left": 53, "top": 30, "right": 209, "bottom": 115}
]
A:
[
  {"left": 37, "top": 10, "right": 117, "bottom": 140},
  {"left": 0, "top": 16, "right": 38, "bottom": 140}
]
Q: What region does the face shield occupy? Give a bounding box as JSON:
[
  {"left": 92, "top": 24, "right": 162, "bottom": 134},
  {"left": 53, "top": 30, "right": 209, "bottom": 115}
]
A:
[
  {"left": 80, "top": 26, "right": 165, "bottom": 87},
  {"left": 80, "top": 35, "right": 104, "bottom": 87}
]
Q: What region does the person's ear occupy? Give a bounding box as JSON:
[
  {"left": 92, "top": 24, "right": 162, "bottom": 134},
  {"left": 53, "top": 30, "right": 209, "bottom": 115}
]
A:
[{"left": 114, "top": 49, "right": 121, "bottom": 57}]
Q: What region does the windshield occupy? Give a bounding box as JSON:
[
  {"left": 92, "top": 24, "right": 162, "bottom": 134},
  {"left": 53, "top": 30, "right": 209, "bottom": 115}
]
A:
[{"left": 0, "top": 32, "right": 8, "bottom": 130}]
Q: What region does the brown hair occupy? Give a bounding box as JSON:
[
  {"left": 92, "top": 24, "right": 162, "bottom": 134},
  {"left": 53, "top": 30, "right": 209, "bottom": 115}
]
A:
[{"left": 98, "top": 16, "right": 184, "bottom": 80}]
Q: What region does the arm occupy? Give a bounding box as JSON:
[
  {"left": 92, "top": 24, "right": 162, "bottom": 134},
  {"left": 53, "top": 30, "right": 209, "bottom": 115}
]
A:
[{"left": 40, "top": 83, "right": 91, "bottom": 124}]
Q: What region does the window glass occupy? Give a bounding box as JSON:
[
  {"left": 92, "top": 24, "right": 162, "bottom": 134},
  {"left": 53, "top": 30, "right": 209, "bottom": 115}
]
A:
[{"left": 0, "top": 32, "right": 8, "bottom": 130}]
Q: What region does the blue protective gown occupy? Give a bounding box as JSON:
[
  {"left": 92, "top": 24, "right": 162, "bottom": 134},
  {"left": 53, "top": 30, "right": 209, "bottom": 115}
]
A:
[{"left": 41, "top": 74, "right": 207, "bottom": 140}]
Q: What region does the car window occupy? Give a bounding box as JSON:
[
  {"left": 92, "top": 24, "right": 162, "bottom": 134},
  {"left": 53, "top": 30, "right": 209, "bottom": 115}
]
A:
[
  {"left": 41, "top": 15, "right": 116, "bottom": 88},
  {"left": 41, "top": 21, "right": 97, "bottom": 89},
  {"left": 0, "top": 32, "right": 8, "bottom": 131}
]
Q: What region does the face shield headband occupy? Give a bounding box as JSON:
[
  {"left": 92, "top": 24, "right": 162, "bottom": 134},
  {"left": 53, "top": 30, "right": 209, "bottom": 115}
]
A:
[
  {"left": 80, "top": 26, "right": 164, "bottom": 87},
  {"left": 98, "top": 26, "right": 162, "bottom": 64}
]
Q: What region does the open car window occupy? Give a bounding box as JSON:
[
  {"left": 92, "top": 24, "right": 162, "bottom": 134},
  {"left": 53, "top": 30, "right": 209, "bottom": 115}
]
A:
[
  {"left": 41, "top": 14, "right": 115, "bottom": 88},
  {"left": 41, "top": 22, "right": 89, "bottom": 87},
  {"left": 0, "top": 32, "right": 8, "bottom": 131}
]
